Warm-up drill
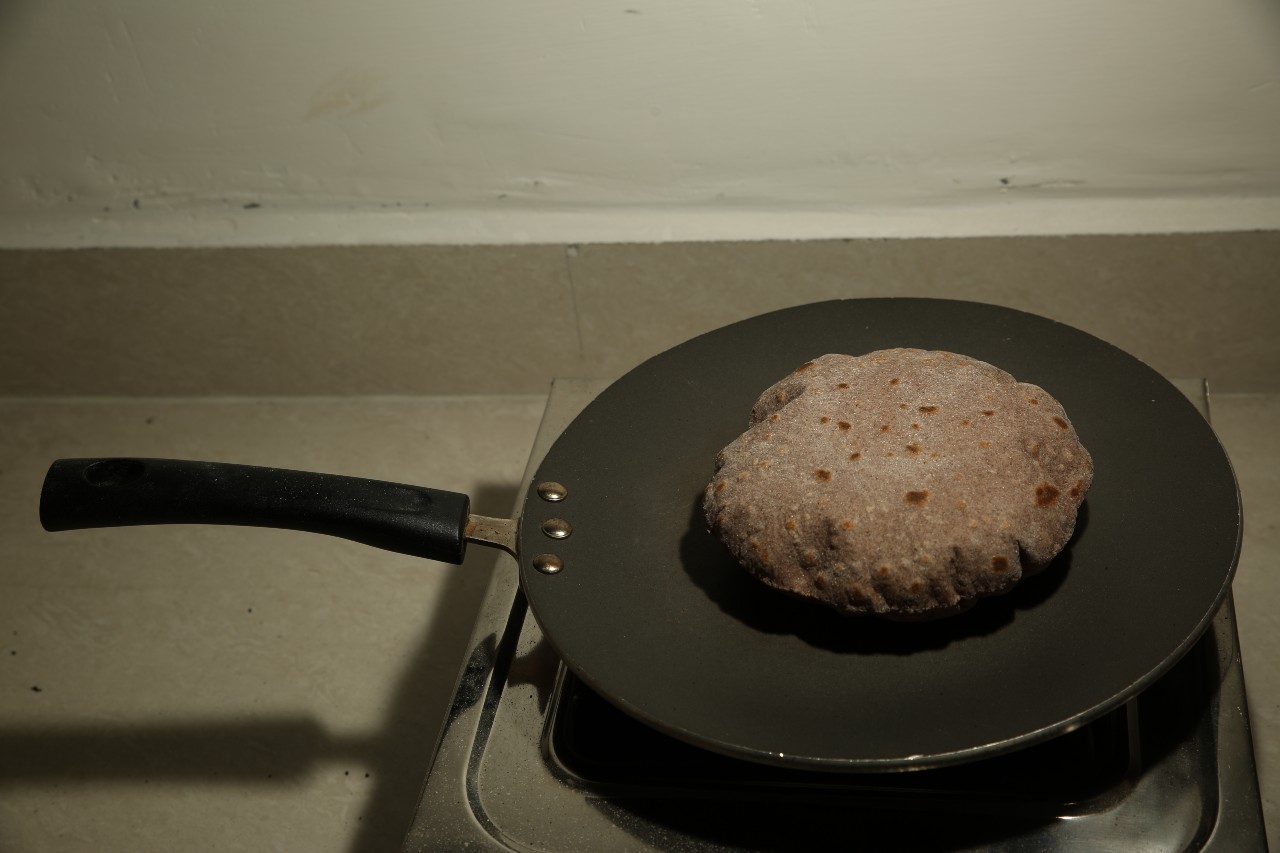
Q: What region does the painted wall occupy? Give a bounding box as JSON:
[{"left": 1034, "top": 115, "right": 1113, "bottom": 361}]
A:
[{"left": 2, "top": 0, "right": 1279, "bottom": 247}]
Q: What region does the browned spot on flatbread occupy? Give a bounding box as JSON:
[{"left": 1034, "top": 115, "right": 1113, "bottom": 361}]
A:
[
  {"left": 899, "top": 403, "right": 909, "bottom": 410},
  {"left": 714, "top": 481, "right": 726, "bottom": 493},
  {"left": 909, "top": 580, "right": 923, "bottom": 594},
  {"left": 801, "top": 549, "right": 817, "bottom": 566},
  {"left": 849, "top": 451, "right": 861, "bottom": 461},
  {"left": 982, "top": 410, "right": 995, "bottom": 416},
  {"left": 1035, "top": 483, "right": 1060, "bottom": 507},
  {"left": 769, "top": 413, "right": 779, "bottom": 422},
  {"left": 904, "top": 490, "right": 930, "bottom": 505},
  {"left": 837, "top": 382, "right": 849, "bottom": 389},
  {"left": 785, "top": 518, "right": 797, "bottom": 531},
  {"left": 1069, "top": 479, "right": 1084, "bottom": 498},
  {"left": 757, "top": 459, "right": 771, "bottom": 468},
  {"left": 978, "top": 440, "right": 992, "bottom": 447},
  {"left": 839, "top": 519, "right": 854, "bottom": 529},
  {"left": 991, "top": 556, "right": 1009, "bottom": 572},
  {"left": 877, "top": 565, "right": 890, "bottom": 577},
  {"left": 880, "top": 423, "right": 890, "bottom": 432},
  {"left": 814, "top": 468, "right": 833, "bottom": 481},
  {"left": 1053, "top": 416, "right": 1069, "bottom": 429},
  {"left": 961, "top": 418, "right": 971, "bottom": 426},
  {"left": 890, "top": 377, "right": 900, "bottom": 385},
  {"left": 919, "top": 405, "right": 938, "bottom": 414},
  {"left": 837, "top": 421, "right": 851, "bottom": 431},
  {"left": 956, "top": 499, "right": 967, "bottom": 509},
  {"left": 794, "top": 361, "right": 815, "bottom": 373},
  {"left": 911, "top": 423, "right": 920, "bottom": 430},
  {"left": 906, "top": 444, "right": 922, "bottom": 455},
  {"left": 1027, "top": 397, "right": 1039, "bottom": 405}
]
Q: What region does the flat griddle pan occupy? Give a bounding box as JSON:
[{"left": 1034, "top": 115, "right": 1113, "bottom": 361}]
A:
[{"left": 40, "top": 299, "right": 1242, "bottom": 772}]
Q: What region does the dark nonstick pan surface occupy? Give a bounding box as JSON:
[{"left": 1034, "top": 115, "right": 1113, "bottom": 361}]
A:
[{"left": 516, "top": 298, "right": 1241, "bottom": 771}]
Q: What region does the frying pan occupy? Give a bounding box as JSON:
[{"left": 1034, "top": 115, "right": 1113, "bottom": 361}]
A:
[{"left": 39, "top": 298, "right": 1241, "bottom": 772}]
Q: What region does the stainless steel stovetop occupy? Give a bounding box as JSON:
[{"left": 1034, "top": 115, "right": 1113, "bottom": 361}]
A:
[{"left": 402, "top": 379, "right": 1267, "bottom": 853}]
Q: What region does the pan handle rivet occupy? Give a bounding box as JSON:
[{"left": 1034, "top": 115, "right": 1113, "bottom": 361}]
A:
[
  {"left": 536, "top": 481, "right": 568, "bottom": 502},
  {"left": 532, "top": 553, "right": 563, "bottom": 575},
  {"left": 540, "top": 517, "right": 572, "bottom": 539}
]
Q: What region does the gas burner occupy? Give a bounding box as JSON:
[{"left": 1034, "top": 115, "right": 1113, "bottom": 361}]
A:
[{"left": 402, "top": 379, "right": 1266, "bottom": 853}]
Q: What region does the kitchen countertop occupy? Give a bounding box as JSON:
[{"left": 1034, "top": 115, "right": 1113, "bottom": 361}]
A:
[{"left": 0, "top": 390, "right": 1275, "bottom": 852}]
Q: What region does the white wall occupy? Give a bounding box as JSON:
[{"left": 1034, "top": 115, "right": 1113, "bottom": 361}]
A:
[{"left": 2, "top": 0, "right": 1279, "bottom": 247}]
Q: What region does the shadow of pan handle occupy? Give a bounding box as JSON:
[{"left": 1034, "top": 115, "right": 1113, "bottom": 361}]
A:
[{"left": 0, "top": 717, "right": 371, "bottom": 786}]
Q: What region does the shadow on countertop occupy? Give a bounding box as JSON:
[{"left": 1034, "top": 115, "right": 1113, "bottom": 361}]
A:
[{"left": 0, "top": 483, "right": 519, "bottom": 853}]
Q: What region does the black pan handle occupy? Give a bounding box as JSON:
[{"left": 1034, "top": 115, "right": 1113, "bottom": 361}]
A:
[{"left": 40, "top": 458, "right": 471, "bottom": 564}]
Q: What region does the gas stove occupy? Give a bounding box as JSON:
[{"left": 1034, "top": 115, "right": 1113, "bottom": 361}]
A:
[{"left": 402, "top": 379, "right": 1266, "bottom": 853}]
